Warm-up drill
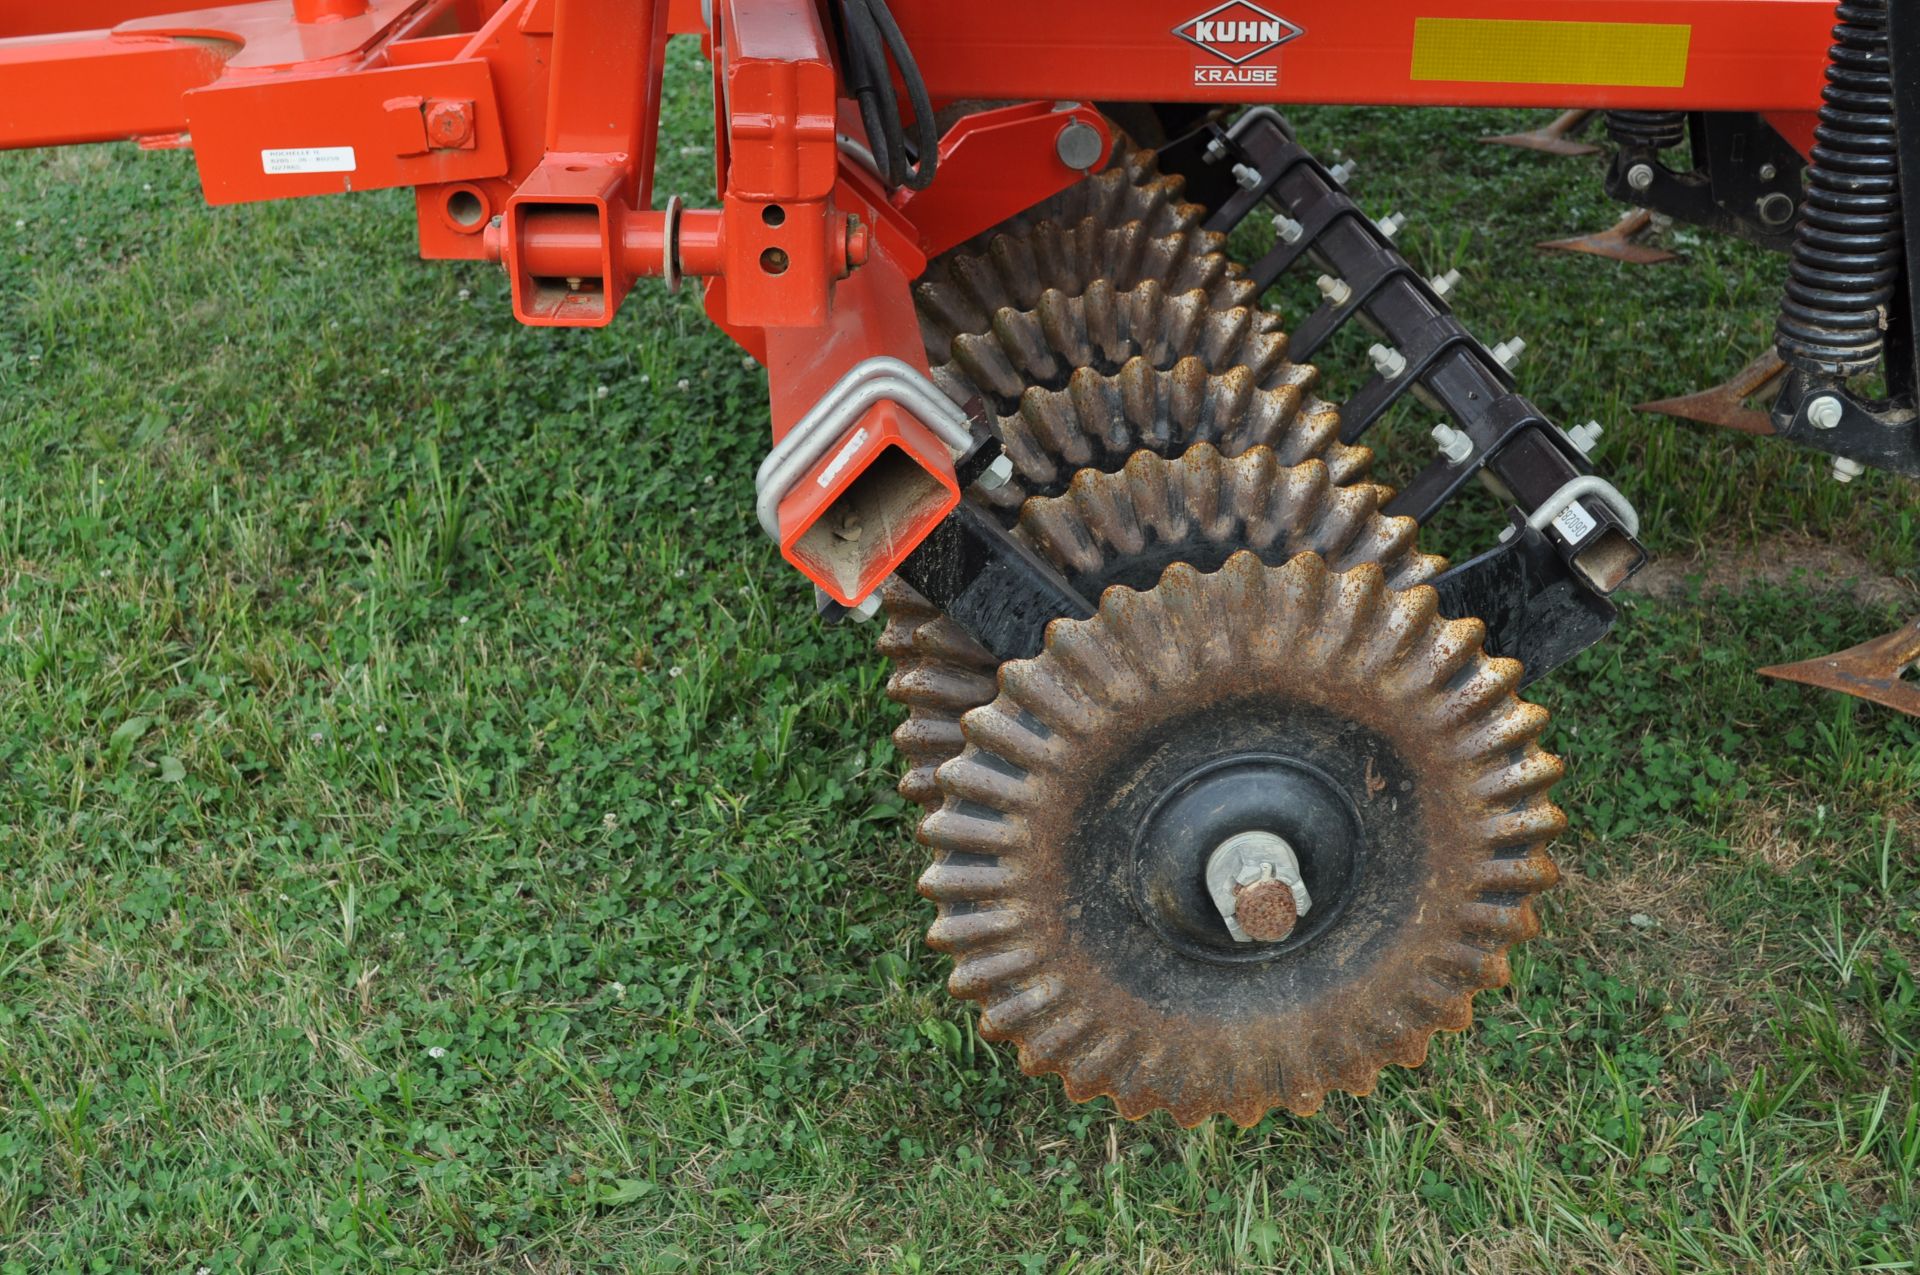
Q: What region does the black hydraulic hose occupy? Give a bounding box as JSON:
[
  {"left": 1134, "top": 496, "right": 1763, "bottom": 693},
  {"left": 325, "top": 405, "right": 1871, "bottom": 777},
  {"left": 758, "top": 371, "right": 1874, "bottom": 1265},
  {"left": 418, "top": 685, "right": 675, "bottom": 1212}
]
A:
[{"left": 834, "top": 0, "right": 939, "bottom": 191}]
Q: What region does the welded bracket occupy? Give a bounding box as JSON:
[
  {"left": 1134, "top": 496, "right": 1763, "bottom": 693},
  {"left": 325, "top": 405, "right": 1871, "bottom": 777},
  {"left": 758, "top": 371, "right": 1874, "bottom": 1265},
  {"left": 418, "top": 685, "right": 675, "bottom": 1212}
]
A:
[{"left": 1602, "top": 113, "right": 1806, "bottom": 252}]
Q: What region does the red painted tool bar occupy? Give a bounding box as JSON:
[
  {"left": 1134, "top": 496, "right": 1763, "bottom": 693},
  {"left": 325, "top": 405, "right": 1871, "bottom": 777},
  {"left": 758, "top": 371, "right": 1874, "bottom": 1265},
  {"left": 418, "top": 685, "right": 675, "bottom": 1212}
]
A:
[{"left": 889, "top": 1, "right": 1836, "bottom": 113}]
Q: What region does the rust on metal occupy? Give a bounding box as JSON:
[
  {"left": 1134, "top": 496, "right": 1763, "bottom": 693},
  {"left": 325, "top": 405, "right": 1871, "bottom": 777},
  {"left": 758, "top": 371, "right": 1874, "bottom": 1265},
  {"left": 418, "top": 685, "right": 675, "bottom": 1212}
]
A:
[
  {"left": 883, "top": 441, "right": 1441, "bottom": 807},
  {"left": 1539, "top": 208, "right": 1680, "bottom": 266},
  {"left": 918, "top": 552, "right": 1566, "bottom": 1127},
  {"left": 1636, "top": 348, "right": 1786, "bottom": 436},
  {"left": 914, "top": 147, "right": 1238, "bottom": 369},
  {"left": 1481, "top": 109, "right": 1601, "bottom": 157},
  {"left": 1759, "top": 615, "right": 1920, "bottom": 717},
  {"left": 886, "top": 145, "right": 1401, "bottom": 806},
  {"left": 1232, "top": 879, "right": 1299, "bottom": 942}
]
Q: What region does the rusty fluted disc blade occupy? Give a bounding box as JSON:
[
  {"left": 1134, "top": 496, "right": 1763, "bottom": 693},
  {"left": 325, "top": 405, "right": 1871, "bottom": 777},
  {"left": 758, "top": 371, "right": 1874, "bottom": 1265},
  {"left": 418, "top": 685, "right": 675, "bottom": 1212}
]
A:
[
  {"left": 881, "top": 426, "right": 1404, "bottom": 808},
  {"left": 919, "top": 553, "right": 1566, "bottom": 1126},
  {"left": 888, "top": 141, "right": 1375, "bottom": 806},
  {"left": 919, "top": 230, "right": 1248, "bottom": 366},
  {"left": 918, "top": 148, "right": 1257, "bottom": 369},
  {"left": 967, "top": 355, "right": 1367, "bottom": 517},
  {"left": 1019, "top": 443, "right": 1443, "bottom": 595},
  {"left": 1759, "top": 614, "right": 1920, "bottom": 717},
  {"left": 931, "top": 279, "right": 1286, "bottom": 415}
]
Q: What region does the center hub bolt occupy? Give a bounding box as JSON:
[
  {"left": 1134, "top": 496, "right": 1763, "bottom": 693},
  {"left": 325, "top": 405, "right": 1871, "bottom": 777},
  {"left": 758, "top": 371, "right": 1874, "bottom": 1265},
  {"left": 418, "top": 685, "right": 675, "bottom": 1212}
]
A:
[
  {"left": 1233, "top": 878, "right": 1300, "bottom": 942},
  {"left": 1205, "top": 830, "right": 1313, "bottom": 945}
]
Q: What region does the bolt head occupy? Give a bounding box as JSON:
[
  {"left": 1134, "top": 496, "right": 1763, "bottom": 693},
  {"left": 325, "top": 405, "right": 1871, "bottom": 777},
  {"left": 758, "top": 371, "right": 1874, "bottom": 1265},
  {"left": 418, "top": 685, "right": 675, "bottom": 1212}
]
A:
[
  {"left": 976, "top": 454, "right": 1016, "bottom": 490},
  {"left": 1055, "top": 120, "right": 1104, "bottom": 172},
  {"left": 1807, "top": 395, "right": 1845, "bottom": 430},
  {"left": 843, "top": 215, "right": 871, "bottom": 272},
  {"left": 1232, "top": 879, "right": 1299, "bottom": 943},
  {"left": 1832, "top": 456, "right": 1866, "bottom": 483},
  {"left": 1627, "top": 163, "right": 1656, "bottom": 192},
  {"left": 426, "top": 101, "right": 474, "bottom": 148},
  {"left": 1432, "top": 423, "right": 1473, "bottom": 464}
]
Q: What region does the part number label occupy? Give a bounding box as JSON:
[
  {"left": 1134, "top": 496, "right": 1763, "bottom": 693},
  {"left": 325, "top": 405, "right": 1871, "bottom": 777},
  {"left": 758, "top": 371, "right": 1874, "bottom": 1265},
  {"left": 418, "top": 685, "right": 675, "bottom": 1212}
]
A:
[
  {"left": 1552, "top": 499, "right": 1599, "bottom": 545},
  {"left": 817, "top": 428, "right": 870, "bottom": 489},
  {"left": 262, "top": 147, "right": 358, "bottom": 176}
]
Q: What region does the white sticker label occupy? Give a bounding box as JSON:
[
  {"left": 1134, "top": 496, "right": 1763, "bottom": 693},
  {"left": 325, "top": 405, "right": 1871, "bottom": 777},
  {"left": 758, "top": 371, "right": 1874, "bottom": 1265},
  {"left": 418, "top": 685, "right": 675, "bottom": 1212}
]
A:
[
  {"left": 1552, "top": 499, "right": 1599, "bottom": 544},
  {"left": 816, "top": 428, "right": 869, "bottom": 489},
  {"left": 261, "top": 146, "right": 358, "bottom": 176}
]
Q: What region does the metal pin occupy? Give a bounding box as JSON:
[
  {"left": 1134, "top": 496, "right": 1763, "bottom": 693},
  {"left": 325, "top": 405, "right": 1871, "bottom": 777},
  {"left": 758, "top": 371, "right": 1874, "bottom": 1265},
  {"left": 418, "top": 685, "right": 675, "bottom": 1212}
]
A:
[{"left": 976, "top": 454, "right": 1015, "bottom": 490}]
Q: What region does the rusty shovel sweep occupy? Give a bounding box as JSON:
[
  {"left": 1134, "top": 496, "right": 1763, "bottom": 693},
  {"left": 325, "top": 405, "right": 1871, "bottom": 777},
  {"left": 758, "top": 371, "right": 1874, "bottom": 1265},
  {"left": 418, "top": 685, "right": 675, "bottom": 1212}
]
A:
[{"left": 1760, "top": 615, "right": 1920, "bottom": 717}]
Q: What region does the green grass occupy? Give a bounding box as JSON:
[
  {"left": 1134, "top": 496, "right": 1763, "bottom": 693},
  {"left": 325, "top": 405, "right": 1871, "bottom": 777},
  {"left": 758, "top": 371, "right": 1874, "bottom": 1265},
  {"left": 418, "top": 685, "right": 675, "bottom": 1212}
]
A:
[{"left": 2, "top": 45, "right": 1918, "bottom": 1272}]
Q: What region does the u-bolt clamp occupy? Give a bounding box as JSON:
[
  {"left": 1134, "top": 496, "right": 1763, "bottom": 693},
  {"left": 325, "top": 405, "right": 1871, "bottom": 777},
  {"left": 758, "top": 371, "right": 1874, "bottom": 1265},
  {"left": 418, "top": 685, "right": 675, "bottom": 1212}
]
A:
[
  {"left": 1526, "top": 474, "right": 1641, "bottom": 540},
  {"left": 753, "top": 357, "right": 972, "bottom": 542}
]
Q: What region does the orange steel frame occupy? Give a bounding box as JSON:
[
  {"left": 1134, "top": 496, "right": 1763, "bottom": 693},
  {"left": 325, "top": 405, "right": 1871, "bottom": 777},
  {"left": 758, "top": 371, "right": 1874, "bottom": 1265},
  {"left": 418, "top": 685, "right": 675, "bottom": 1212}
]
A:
[{"left": 0, "top": 0, "right": 1838, "bottom": 603}]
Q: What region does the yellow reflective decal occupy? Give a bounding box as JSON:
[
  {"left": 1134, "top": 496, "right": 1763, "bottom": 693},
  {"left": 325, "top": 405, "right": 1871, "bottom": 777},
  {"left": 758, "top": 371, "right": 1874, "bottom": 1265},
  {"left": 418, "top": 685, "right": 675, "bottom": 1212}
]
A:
[{"left": 1410, "top": 18, "right": 1691, "bottom": 88}]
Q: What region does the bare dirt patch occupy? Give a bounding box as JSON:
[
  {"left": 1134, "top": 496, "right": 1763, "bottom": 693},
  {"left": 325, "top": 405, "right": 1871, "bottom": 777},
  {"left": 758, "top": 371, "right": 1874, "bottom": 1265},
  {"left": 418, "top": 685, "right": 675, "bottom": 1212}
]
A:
[{"left": 1626, "top": 538, "right": 1917, "bottom": 610}]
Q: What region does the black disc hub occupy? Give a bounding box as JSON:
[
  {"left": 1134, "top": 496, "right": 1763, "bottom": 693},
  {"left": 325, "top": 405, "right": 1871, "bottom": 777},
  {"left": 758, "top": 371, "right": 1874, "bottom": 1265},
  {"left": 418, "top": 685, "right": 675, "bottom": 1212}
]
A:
[{"left": 1129, "top": 752, "right": 1365, "bottom": 964}]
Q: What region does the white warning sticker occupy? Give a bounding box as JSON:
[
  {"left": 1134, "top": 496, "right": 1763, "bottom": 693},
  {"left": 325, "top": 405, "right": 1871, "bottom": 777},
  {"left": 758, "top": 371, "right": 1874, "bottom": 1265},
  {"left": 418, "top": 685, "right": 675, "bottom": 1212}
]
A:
[
  {"left": 261, "top": 146, "right": 358, "bottom": 176},
  {"left": 816, "top": 428, "right": 870, "bottom": 489},
  {"left": 1552, "top": 499, "right": 1599, "bottom": 545}
]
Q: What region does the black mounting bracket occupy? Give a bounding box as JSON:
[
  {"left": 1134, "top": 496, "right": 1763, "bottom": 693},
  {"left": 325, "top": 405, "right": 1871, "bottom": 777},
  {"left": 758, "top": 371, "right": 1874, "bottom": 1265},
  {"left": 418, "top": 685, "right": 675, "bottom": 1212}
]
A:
[
  {"left": 1605, "top": 113, "right": 1807, "bottom": 252},
  {"left": 1169, "top": 111, "right": 1645, "bottom": 679}
]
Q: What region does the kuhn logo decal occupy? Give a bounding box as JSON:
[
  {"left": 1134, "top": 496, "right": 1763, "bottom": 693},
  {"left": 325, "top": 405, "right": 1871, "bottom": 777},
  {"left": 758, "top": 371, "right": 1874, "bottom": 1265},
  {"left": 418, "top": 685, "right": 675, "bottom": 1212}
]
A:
[{"left": 1174, "top": 1, "right": 1303, "bottom": 85}]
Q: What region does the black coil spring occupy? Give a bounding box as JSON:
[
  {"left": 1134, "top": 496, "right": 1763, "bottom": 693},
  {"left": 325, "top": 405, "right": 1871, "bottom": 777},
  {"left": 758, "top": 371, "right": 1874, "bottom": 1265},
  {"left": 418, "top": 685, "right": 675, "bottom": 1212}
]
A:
[
  {"left": 1777, "top": 0, "right": 1902, "bottom": 377},
  {"left": 1605, "top": 110, "right": 1687, "bottom": 150}
]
